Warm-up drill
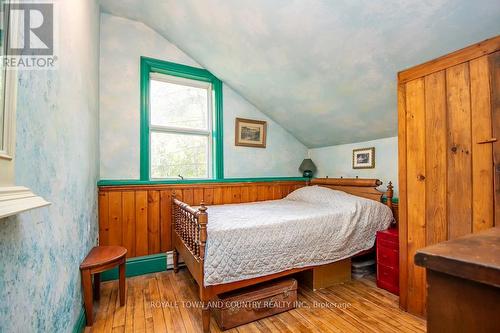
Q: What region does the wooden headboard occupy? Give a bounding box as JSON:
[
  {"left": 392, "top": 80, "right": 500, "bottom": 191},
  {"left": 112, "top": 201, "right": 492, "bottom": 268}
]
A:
[
  {"left": 311, "top": 178, "right": 396, "bottom": 225},
  {"left": 310, "top": 177, "right": 393, "bottom": 208}
]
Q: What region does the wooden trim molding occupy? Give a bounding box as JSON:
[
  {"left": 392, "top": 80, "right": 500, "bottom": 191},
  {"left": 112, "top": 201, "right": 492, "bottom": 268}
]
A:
[
  {"left": 398, "top": 35, "right": 500, "bottom": 83},
  {"left": 0, "top": 186, "right": 50, "bottom": 219},
  {"left": 97, "top": 177, "right": 307, "bottom": 188}
]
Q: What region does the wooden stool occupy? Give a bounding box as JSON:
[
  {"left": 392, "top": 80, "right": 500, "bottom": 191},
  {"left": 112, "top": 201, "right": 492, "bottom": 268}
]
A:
[{"left": 80, "top": 246, "right": 127, "bottom": 325}]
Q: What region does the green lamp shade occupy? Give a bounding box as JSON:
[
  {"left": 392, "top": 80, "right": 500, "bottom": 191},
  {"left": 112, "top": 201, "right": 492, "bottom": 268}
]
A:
[{"left": 299, "top": 159, "right": 317, "bottom": 178}]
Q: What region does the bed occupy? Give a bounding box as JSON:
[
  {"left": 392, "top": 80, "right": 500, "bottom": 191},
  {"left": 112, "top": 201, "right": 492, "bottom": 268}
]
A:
[{"left": 171, "top": 178, "right": 395, "bottom": 332}]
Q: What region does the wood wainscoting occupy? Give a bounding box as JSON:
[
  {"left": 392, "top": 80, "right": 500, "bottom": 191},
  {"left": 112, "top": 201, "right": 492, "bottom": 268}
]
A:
[{"left": 98, "top": 181, "right": 306, "bottom": 258}]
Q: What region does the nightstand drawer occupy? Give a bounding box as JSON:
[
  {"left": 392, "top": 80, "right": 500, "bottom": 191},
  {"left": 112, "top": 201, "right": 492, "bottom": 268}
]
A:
[
  {"left": 377, "top": 245, "right": 398, "bottom": 267},
  {"left": 377, "top": 263, "right": 399, "bottom": 291},
  {"left": 377, "top": 229, "right": 399, "bottom": 243},
  {"left": 378, "top": 238, "right": 398, "bottom": 250}
]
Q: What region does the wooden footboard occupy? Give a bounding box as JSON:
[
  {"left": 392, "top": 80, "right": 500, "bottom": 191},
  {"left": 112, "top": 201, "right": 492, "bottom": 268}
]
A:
[{"left": 171, "top": 196, "right": 207, "bottom": 287}]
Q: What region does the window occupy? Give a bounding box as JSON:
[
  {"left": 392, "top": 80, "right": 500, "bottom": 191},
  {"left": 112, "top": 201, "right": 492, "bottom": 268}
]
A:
[
  {"left": 140, "top": 57, "right": 223, "bottom": 181},
  {"left": 0, "top": 3, "right": 49, "bottom": 218},
  {"left": 150, "top": 74, "right": 212, "bottom": 179},
  {"left": 0, "top": 0, "right": 14, "bottom": 161}
]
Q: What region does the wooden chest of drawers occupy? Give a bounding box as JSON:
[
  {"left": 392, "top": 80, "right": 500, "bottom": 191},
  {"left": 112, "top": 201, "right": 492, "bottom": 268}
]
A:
[
  {"left": 376, "top": 228, "right": 399, "bottom": 295},
  {"left": 415, "top": 227, "right": 500, "bottom": 333}
]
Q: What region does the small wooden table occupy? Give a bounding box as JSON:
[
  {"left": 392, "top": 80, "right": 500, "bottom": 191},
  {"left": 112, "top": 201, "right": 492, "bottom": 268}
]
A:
[
  {"left": 80, "top": 246, "right": 127, "bottom": 325},
  {"left": 415, "top": 227, "right": 500, "bottom": 333}
]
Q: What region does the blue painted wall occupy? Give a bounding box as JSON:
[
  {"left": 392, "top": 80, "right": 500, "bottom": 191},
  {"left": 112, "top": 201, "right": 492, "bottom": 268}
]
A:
[
  {"left": 223, "top": 86, "right": 308, "bottom": 177},
  {"left": 99, "top": 13, "right": 307, "bottom": 180},
  {"left": 309, "top": 137, "right": 398, "bottom": 196},
  {"left": 0, "top": 1, "right": 100, "bottom": 331}
]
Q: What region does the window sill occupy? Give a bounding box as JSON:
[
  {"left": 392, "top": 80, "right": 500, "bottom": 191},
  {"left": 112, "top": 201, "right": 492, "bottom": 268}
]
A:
[
  {"left": 97, "top": 177, "right": 308, "bottom": 186},
  {"left": 0, "top": 186, "right": 51, "bottom": 219}
]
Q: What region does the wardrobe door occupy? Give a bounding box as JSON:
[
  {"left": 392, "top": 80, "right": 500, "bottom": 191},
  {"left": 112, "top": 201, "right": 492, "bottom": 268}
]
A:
[{"left": 399, "top": 43, "right": 498, "bottom": 317}]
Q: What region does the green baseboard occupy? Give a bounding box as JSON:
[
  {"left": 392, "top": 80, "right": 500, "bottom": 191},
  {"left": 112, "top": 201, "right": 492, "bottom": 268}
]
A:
[
  {"left": 101, "top": 253, "right": 167, "bottom": 281},
  {"left": 72, "top": 307, "right": 86, "bottom": 333}
]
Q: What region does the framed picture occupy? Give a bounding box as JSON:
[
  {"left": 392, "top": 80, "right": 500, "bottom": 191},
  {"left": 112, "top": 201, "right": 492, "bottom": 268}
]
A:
[
  {"left": 353, "top": 147, "right": 375, "bottom": 169},
  {"left": 235, "top": 118, "right": 267, "bottom": 148}
]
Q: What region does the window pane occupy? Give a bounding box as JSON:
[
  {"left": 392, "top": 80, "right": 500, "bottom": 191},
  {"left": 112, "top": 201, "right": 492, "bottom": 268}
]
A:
[
  {"left": 151, "top": 132, "right": 209, "bottom": 179},
  {"left": 150, "top": 78, "right": 209, "bottom": 130}
]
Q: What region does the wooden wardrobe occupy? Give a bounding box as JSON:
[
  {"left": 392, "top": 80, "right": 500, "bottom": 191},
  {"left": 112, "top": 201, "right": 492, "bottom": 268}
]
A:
[{"left": 398, "top": 35, "right": 500, "bottom": 316}]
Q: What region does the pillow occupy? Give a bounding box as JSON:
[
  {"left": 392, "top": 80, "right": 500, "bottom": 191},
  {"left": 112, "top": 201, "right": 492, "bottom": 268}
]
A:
[{"left": 285, "top": 185, "right": 349, "bottom": 205}]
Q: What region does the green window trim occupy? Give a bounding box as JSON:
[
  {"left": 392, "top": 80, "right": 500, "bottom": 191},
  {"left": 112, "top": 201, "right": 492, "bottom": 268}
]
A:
[{"left": 140, "top": 56, "right": 224, "bottom": 181}]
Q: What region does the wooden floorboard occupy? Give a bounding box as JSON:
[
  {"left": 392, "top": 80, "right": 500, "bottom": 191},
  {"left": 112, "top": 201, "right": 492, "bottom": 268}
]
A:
[{"left": 84, "top": 269, "right": 425, "bottom": 333}]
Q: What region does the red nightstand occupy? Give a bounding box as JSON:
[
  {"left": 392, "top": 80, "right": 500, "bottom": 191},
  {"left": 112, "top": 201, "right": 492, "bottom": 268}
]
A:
[{"left": 376, "top": 228, "right": 399, "bottom": 295}]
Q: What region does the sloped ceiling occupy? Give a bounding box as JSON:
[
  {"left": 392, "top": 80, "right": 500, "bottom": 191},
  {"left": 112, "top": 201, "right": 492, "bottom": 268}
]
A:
[{"left": 100, "top": 0, "right": 500, "bottom": 148}]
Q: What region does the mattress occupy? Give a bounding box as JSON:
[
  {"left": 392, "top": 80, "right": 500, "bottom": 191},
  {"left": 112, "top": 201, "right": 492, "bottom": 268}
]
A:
[{"left": 203, "top": 186, "right": 393, "bottom": 286}]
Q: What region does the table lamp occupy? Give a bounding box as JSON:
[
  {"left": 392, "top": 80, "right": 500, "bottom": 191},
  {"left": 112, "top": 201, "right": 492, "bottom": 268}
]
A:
[{"left": 299, "top": 159, "right": 317, "bottom": 178}]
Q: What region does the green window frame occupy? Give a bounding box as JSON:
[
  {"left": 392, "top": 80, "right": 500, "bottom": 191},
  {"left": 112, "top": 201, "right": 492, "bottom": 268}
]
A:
[{"left": 140, "top": 56, "right": 224, "bottom": 181}]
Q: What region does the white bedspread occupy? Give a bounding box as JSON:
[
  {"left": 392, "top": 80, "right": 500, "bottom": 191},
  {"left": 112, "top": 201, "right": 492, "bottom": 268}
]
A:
[{"left": 203, "top": 186, "right": 393, "bottom": 286}]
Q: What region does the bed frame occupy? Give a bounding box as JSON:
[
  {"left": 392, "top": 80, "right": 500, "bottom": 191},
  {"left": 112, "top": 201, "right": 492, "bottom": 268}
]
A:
[{"left": 171, "top": 178, "right": 394, "bottom": 332}]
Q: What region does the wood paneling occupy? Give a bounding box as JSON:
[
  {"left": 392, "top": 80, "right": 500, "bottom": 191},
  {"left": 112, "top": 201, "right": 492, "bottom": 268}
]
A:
[
  {"left": 470, "top": 56, "right": 494, "bottom": 231},
  {"left": 98, "top": 181, "right": 305, "bottom": 258},
  {"left": 159, "top": 190, "right": 172, "bottom": 253},
  {"left": 397, "top": 83, "right": 408, "bottom": 310},
  {"left": 183, "top": 189, "right": 194, "bottom": 206},
  {"left": 405, "top": 78, "right": 427, "bottom": 316},
  {"left": 398, "top": 37, "right": 499, "bottom": 317},
  {"left": 446, "top": 63, "right": 473, "bottom": 239},
  {"left": 230, "top": 187, "right": 241, "bottom": 203},
  {"left": 148, "top": 191, "right": 160, "bottom": 254},
  {"left": 135, "top": 191, "right": 149, "bottom": 257},
  {"left": 108, "top": 192, "right": 123, "bottom": 246},
  {"left": 122, "top": 192, "right": 136, "bottom": 258},
  {"left": 424, "top": 71, "right": 447, "bottom": 246},
  {"left": 98, "top": 192, "right": 109, "bottom": 246}
]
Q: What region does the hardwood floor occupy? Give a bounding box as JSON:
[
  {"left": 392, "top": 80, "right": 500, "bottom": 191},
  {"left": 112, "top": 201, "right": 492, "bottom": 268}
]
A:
[{"left": 85, "top": 268, "right": 425, "bottom": 333}]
